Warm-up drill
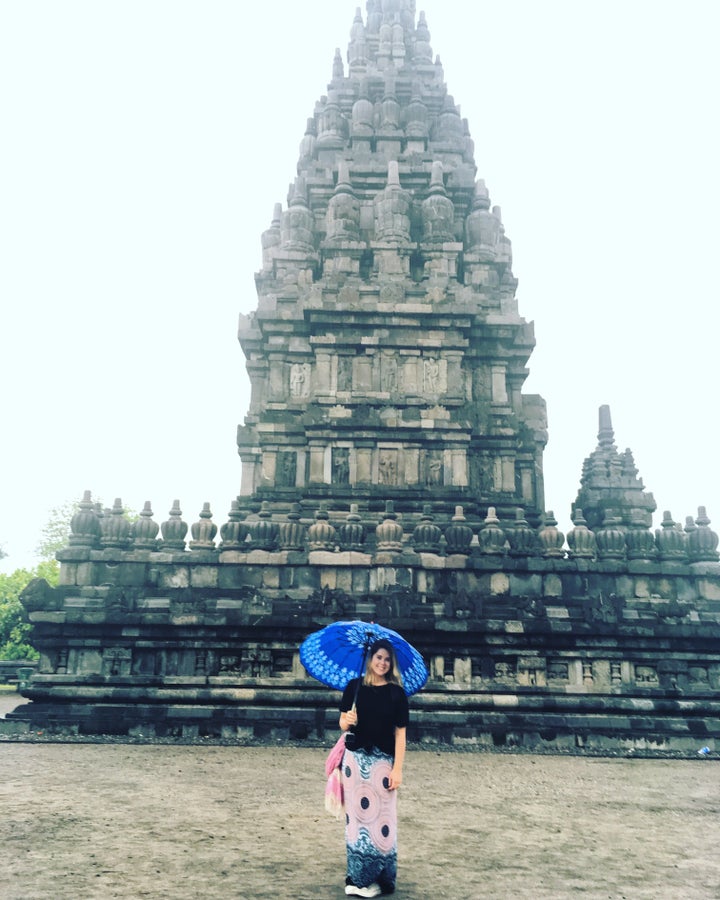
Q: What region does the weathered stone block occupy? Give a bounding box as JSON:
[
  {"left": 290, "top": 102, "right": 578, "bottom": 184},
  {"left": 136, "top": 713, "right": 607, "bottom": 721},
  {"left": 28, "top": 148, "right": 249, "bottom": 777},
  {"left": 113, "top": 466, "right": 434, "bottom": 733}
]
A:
[
  {"left": 190, "top": 566, "right": 219, "bottom": 589},
  {"left": 542, "top": 574, "right": 563, "bottom": 598},
  {"left": 698, "top": 579, "right": 720, "bottom": 601},
  {"left": 158, "top": 567, "right": 190, "bottom": 589},
  {"left": 490, "top": 573, "right": 510, "bottom": 595}
]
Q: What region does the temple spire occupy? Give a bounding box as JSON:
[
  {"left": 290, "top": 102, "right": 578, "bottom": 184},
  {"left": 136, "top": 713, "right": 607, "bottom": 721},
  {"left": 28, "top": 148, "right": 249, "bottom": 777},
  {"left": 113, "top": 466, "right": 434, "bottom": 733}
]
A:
[{"left": 574, "top": 405, "right": 656, "bottom": 532}]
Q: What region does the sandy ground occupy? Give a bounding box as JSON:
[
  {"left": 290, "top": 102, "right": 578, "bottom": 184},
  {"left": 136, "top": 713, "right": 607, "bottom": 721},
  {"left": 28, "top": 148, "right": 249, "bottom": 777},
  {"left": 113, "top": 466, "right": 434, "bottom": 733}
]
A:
[{"left": 2, "top": 692, "right": 720, "bottom": 900}]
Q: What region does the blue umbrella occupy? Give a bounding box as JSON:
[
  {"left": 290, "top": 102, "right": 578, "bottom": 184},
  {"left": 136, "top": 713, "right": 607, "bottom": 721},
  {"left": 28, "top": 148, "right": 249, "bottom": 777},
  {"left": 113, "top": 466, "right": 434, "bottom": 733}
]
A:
[{"left": 299, "top": 620, "right": 428, "bottom": 697}]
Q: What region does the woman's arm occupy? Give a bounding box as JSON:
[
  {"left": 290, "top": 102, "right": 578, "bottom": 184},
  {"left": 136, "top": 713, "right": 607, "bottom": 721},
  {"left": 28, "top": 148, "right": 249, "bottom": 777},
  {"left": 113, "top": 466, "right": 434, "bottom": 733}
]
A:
[{"left": 389, "top": 726, "right": 406, "bottom": 790}]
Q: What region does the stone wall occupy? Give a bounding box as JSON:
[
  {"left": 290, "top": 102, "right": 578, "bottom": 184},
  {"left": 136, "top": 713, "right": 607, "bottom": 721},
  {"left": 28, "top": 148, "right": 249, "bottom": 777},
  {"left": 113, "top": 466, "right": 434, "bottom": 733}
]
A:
[{"left": 13, "top": 496, "right": 720, "bottom": 754}]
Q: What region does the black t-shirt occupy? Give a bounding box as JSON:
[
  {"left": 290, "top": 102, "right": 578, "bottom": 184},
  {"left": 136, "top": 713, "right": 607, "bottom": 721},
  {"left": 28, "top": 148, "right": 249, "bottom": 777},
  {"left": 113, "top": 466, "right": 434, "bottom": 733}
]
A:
[{"left": 340, "top": 678, "right": 409, "bottom": 757}]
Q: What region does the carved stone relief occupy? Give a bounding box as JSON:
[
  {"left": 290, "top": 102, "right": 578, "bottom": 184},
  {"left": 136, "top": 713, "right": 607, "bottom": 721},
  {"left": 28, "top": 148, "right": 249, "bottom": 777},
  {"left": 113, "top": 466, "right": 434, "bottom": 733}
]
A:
[
  {"left": 276, "top": 451, "right": 297, "bottom": 487},
  {"left": 424, "top": 450, "right": 443, "bottom": 486},
  {"left": 290, "top": 363, "right": 311, "bottom": 399},
  {"left": 332, "top": 448, "right": 350, "bottom": 485},
  {"left": 378, "top": 449, "right": 398, "bottom": 485}
]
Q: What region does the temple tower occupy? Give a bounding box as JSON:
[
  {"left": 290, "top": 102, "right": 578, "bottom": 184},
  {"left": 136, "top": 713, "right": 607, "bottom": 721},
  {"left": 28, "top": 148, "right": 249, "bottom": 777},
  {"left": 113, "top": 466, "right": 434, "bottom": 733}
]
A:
[{"left": 237, "top": 1, "right": 548, "bottom": 528}]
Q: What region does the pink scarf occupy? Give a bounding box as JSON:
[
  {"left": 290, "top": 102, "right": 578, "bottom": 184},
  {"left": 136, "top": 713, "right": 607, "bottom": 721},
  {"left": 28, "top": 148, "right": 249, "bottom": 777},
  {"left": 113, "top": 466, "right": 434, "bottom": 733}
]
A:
[{"left": 324, "top": 734, "right": 346, "bottom": 818}]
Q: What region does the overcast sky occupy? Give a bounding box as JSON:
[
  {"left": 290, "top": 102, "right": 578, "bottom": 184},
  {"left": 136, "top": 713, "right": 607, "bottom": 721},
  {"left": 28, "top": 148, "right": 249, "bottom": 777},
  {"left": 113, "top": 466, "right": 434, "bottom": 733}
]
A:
[{"left": 1, "top": 0, "right": 718, "bottom": 572}]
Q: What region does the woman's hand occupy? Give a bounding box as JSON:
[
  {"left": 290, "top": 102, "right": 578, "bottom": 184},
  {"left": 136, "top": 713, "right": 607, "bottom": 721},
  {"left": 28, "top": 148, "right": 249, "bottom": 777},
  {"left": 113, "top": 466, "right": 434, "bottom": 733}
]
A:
[
  {"left": 340, "top": 708, "right": 358, "bottom": 731},
  {"left": 388, "top": 766, "right": 403, "bottom": 790}
]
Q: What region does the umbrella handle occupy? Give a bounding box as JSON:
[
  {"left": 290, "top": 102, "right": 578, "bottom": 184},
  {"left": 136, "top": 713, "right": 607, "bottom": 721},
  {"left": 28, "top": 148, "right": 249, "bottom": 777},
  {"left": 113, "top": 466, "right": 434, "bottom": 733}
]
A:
[{"left": 351, "top": 635, "right": 373, "bottom": 708}]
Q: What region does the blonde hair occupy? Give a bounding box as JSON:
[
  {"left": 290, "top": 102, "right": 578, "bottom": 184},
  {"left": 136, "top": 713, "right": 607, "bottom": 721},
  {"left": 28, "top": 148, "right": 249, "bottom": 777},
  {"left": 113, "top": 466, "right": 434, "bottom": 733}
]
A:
[{"left": 363, "top": 638, "right": 404, "bottom": 688}]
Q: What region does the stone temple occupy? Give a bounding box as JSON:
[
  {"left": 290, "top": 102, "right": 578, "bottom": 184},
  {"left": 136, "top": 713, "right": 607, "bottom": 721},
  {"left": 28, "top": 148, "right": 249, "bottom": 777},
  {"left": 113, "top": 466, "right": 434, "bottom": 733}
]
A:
[{"left": 13, "top": 1, "right": 720, "bottom": 753}]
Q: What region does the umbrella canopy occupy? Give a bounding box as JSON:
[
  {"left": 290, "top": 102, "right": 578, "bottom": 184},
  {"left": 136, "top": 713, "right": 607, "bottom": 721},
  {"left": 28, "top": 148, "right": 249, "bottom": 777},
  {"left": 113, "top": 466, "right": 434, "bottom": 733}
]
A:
[{"left": 299, "top": 620, "right": 428, "bottom": 697}]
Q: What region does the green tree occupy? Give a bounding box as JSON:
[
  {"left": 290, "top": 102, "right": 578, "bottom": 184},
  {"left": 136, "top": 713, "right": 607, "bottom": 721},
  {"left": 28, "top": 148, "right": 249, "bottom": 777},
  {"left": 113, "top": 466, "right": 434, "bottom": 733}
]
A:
[
  {"left": 0, "top": 499, "right": 72, "bottom": 659},
  {"left": 35, "top": 500, "right": 77, "bottom": 560},
  {"left": 0, "top": 561, "right": 57, "bottom": 660}
]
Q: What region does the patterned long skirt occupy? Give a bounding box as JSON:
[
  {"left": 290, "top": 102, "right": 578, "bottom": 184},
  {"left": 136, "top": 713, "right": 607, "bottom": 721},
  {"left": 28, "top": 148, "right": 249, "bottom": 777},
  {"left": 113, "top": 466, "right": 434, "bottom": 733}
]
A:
[{"left": 343, "top": 747, "right": 398, "bottom": 892}]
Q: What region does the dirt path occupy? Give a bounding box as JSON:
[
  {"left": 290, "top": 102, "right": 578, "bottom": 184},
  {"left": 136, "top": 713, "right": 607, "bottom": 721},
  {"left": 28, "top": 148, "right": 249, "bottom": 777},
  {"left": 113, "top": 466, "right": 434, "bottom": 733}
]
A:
[{"left": 1, "top": 737, "right": 719, "bottom": 900}]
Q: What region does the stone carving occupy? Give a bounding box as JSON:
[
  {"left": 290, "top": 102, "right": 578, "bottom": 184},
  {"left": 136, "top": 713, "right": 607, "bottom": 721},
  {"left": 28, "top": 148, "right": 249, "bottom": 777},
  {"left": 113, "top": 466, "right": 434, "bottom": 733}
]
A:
[
  {"left": 332, "top": 448, "right": 350, "bottom": 485},
  {"left": 276, "top": 451, "right": 297, "bottom": 488},
  {"left": 337, "top": 356, "right": 353, "bottom": 391},
  {"left": 161, "top": 500, "right": 188, "bottom": 550},
  {"left": 307, "top": 505, "right": 336, "bottom": 550},
  {"left": 378, "top": 449, "right": 398, "bottom": 485},
  {"left": 381, "top": 356, "right": 398, "bottom": 392},
  {"left": 374, "top": 160, "right": 411, "bottom": 243},
  {"left": 219, "top": 500, "right": 249, "bottom": 549},
  {"left": 133, "top": 501, "right": 160, "bottom": 550},
  {"left": 635, "top": 665, "right": 659, "bottom": 685},
  {"left": 337, "top": 504, "right": 366, "bottom": 550},
  {"left": 424, "top": 451, "right": 443, "bottom": 486},
  {"left": 421, "top": 161, "right": 455, "bottom": 243},
  {"left": 465, "top": 179, "right": 499, "bottom": 259},
  {"left": 494, "top": 661, "right": 516, "bottom": 682},
  {"left": 278, "top": 503, "right": 305, "bottom": 550},
  {"left": 325, "top": 161, "right": 362, "bottom": 243},
  {"left": 423, "top": 357, "right": 440, "bottom": 394},
  {"left": 102, "top": 648, "right": 132, "bottom": 677},
  {"left": 583, "top": 593, "right": 625, "bottom": 627},
  {"left": 444, "top": 506, "right": 473, "bottom": 555},
  {"left": 189, "top": 503, "right": 217, "bottom": 550},
  {"left": 280, "top": 178, "right": 315, "bottom": 252},
  {"left": 547, "top": 660, "right": 569, "bottom": 682},
  {"left": 290, "top": 363, "right": 311, "bottom": 399}
]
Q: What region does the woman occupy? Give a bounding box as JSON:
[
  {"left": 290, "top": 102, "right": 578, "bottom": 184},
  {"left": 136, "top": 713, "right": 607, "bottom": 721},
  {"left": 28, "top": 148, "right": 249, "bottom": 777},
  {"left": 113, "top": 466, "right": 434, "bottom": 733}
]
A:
[{"left": 339, "top": 638, "right": 409, "bottom": 898}]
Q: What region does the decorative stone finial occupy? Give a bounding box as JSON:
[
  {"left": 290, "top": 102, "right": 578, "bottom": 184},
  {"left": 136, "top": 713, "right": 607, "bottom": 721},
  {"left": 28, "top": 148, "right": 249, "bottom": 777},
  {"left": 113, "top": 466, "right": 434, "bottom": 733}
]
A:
[
  {"left": 477, "top": 507, "right": 506, "bottom": 556},
  {"left": 566, "top": 508, "right": 597, "bottom": 559},
  {"left": 325, "top": 162, "right": 361, "bottom": 243},
  {"left": 100, "top": 498, "right": 132, "bottom": 549},
  {"left": 337, "top": 503, "right": 366, "bottom": 551},
  {"left": 298, "top": 117, "right": 317, "bottom": 164},
  {"left": 465, "top": 179, "right": 499, "bottom": 259},
  {"left": 598, "top": 404, "right": 615, "bottom": 448},
  {"left": 280, "top": 178, "right": 315, "bottom": 253},
  {"left": 161, "top": 500, "right": 188, "bottom": 551},
  {"left": 308, "top": 504, "right": 337, "bottom": 551},
  {"left": 444, "top": 505, "right": 473, "bottom": 555},
  {"left": 133, "top": 501, "right": 159, "bottom": 550},
  {"left": 376, "top": 500, "right": 404, "bottom": 551},
  {"left": 260, "top": 203, "right": 283, "bottom": 269},
  {"left": 248, "top": 501, "right": 279, "bottom": 551},
  {"left": 412, "top": 504, "right": 442, "bottom": 553},
  {"left": 374, "top": 161, "right": 411, "bottom": 243},
  {"left": 69, "top": 490, "right": 101, "bottom": 548},
  {"left": 332, "top": 48, "right": 344, "bottom": 80},
  {"left": 421, "top": 160, "right": 455, "bottom": 243},
  {"left": 687, "top": 506, "right": 720, "bottom": 562},
  {"left": 189, "top": 503, "right": 217, "bottom": 551},
  {"left": 219, "top": 500, "right": 249, "bottom": 551},
  {"left": 655, "top": 511, "right": 688, "bottom": 561},
  {"left": 506, "top": 508, "right": 538, "bottom": 557},
  {"left": 405, "top": 80, "right": 429, "bottom": 139},
  {"left": 537, "top": 511, "right": 565, "bottom": 558},
  {"left": 595, "top": 511, "right": 626, "bottom": 561}
]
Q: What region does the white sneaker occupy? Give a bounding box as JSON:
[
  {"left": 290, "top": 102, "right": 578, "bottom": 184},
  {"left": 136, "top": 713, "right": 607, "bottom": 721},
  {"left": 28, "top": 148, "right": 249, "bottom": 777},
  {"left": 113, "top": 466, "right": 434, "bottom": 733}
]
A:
[{"left": 345, "top": 884, "right": 382, "bottom": 898}]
